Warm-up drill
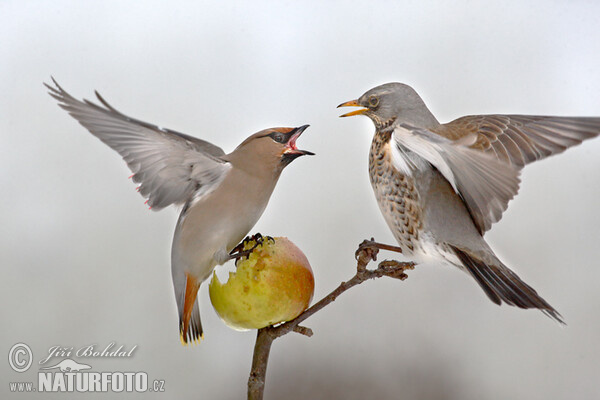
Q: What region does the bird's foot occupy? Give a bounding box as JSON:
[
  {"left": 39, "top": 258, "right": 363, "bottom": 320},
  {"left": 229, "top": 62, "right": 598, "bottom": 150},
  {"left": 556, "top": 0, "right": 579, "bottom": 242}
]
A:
[
  {"left": 355, "top": 238, "right": 380, "bottom": 268},
  {"left": 355, "top": 238, "right": 404, "bottom": 261},
  {"left": 378, "top": 260, "right": 415, "bottom": 281},
  {"left": 229, "top": 233, "right": 275, "bottom": 261}
]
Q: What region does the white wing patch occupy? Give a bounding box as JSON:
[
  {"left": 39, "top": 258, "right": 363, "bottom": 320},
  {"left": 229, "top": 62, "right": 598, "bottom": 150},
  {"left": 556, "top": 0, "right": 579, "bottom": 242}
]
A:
[
  {"left": 391, "top": 125, "right": 459, "bottom": 192},
  {"left": 391, "top": 123, "right": 521, "bottom": 234}
]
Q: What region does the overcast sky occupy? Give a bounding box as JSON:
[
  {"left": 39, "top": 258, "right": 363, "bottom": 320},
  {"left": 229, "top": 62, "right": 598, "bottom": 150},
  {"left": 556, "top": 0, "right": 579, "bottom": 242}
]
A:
[{"left": 2, "top": 1, "right": 600, "bottom": 399}]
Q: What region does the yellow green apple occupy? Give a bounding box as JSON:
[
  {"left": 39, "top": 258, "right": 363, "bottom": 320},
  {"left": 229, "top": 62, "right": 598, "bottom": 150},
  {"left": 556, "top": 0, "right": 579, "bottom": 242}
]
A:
[{"left": 209, "top": 237, "right": 314, "bottom": 330}]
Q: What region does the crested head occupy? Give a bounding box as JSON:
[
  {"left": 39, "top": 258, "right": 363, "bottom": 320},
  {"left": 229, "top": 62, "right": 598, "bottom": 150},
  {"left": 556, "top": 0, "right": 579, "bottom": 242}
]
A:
[
  {"left": 339, "top": 82, "right": 439, "bottom": 129},
  {"left": 227, "top": 125, "right": 313, "bottom": 174}
]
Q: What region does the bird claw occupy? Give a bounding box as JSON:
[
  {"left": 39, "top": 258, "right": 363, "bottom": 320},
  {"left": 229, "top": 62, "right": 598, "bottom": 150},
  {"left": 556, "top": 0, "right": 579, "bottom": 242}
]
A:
[
  {"left": 355, "top": 237, "right": 405, "bottom": 261},
  {"left": 378, "top": 260, "right": 415, "bottom": 281},
  {"left": 229, "top": 233, "right": 274, "bottom": 261},
  {"left": 355, "top": 238, "right": 380, "bottom": 261},
  {"left": 264, "top": 235, "right": 275, "bottom": 244}
]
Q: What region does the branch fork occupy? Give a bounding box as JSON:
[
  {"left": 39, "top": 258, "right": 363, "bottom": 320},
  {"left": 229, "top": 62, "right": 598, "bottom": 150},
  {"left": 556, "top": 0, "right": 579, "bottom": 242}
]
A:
[{"left": 247, "top": 238, "right": 414, "bottom": 400}]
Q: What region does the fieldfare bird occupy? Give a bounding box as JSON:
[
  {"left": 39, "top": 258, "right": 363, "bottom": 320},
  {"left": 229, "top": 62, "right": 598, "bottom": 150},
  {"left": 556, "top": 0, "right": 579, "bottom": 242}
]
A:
[
  {"left": 46, "top": 79, "right": 313, "bottom": 343},
  {"left": 339, "top": 82, "right": 600, "bottom": 321}
]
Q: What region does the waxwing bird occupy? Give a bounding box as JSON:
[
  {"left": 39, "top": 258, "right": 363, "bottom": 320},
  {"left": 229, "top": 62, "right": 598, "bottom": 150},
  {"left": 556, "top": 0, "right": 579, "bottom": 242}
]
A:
[
  {"left": 46, "top": 79, "right": 313, "bottom": 343},
  {"left": 339, "top": 82, "right": 600, "bottom": 322}
]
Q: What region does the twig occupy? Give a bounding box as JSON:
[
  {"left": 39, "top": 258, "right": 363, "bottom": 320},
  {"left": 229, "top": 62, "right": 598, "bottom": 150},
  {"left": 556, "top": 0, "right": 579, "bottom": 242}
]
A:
[{"left": 247, "top": 239, "right": 414, "bottom": 400}]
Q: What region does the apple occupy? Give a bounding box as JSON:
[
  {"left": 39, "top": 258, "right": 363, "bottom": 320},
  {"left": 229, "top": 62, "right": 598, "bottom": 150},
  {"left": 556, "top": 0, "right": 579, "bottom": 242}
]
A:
[{"left": 209, "top": 236, "right": 314, "bottom": 330}]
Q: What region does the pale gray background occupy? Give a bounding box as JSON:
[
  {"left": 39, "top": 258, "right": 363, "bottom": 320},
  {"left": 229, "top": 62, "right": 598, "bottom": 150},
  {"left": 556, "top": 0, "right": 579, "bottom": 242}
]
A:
[{"left": 2, "top": 1, "right": 600, "bottom": 399}]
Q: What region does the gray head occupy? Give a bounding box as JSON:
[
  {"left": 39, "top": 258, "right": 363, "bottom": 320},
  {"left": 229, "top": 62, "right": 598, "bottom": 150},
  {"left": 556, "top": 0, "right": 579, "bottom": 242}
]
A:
[{"left": 338, "top": 82, "right": 439, "bottom": 129}]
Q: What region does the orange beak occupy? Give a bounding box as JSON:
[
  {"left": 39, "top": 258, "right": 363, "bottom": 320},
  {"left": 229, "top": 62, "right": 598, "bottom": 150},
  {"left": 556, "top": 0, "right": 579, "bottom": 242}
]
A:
[{"left": 337, "top": 100, "right": 368, "bottom": 117}]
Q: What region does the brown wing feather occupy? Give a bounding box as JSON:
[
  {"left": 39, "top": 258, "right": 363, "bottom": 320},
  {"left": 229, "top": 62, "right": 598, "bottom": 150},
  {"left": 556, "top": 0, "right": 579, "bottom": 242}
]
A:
[
  {"left": 429, "top": 114, "right": 599, "bottom": 232},
  {"left": 435, "top": 115, "right": 600, "bottom": 168}
]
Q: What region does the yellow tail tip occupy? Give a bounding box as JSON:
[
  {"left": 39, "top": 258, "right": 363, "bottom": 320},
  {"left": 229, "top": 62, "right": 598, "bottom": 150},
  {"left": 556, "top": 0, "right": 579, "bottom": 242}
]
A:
[{"left": 179, "top": 332, "right": 204, "bottom": 347}]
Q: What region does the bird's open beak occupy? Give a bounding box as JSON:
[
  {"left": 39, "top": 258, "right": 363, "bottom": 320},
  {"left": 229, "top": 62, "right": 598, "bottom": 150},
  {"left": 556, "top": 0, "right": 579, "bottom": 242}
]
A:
[
  {"left": 337, "top": 100, "right": 368, "bottom": 117},
  {"left": 284, "top": 124, "right": 315, "bottom": 157}
]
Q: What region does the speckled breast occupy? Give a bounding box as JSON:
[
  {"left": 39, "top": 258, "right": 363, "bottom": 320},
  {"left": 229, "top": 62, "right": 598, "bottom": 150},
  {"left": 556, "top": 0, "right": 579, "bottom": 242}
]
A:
[{"left": 368, "top": 130, "right": 423, "bottom": 254}]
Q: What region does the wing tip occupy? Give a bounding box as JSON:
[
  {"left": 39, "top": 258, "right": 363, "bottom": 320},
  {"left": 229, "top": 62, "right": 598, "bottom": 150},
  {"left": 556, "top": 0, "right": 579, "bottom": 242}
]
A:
[{"left": 44, "top": 76, "right": 64, "bottom": 98}]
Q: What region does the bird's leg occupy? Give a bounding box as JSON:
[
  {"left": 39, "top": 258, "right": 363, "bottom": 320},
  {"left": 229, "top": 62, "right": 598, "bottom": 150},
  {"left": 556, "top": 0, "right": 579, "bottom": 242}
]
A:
[
  {"left": 354, "top": 237, "right": 404, "bottom": 260},
  {"left": 228, "top": 233, "right": 275, "bottom": 261},
  {"left": 228, "top": 239, "right": 255, "bottom": 261}
]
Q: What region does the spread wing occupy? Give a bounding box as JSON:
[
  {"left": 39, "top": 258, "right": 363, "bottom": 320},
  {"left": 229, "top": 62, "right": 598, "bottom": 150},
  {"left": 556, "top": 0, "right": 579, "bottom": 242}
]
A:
[
  {"left": 394, "top": 114, "right": 600, "bottom": 233},
  {"left": 392, "top": 124, "right": 521, "bottom": 234},
  {"left": 46, "top": 78, "right": 231, "bottom": 210},
  {"left": 436, "top": 115, "right": 600, "bottom": 167}
]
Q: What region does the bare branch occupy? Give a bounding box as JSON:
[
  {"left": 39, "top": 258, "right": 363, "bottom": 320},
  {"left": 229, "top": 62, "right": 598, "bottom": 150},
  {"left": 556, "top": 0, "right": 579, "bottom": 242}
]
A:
[
  {"left": 247, "top": 239, "right": 414, "bottom": 400},
  {"left": 248, "top": 328, "right": 275, "bottom": 400},
  {"left": 292, "top": 325, "right": 313, "bottom": 337}
]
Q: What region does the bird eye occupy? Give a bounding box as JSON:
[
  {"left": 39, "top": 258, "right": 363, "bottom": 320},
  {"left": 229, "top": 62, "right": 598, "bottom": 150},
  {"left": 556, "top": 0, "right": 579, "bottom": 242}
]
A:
[
  {"left": 272, "top": 132, "right": 285, "bottom": 143},
  {"left": 368, "top": 95, "right": 379, "bottom": 107}
]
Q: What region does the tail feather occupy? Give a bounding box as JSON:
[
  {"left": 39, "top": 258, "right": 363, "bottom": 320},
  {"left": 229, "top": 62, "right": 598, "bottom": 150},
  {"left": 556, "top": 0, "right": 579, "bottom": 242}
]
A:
[
  {"left": 179, "top": 273, "right": 204, "bottom": 345},
  {"left": 451, "top": 245, "right": 564, "bottom": 324}
]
